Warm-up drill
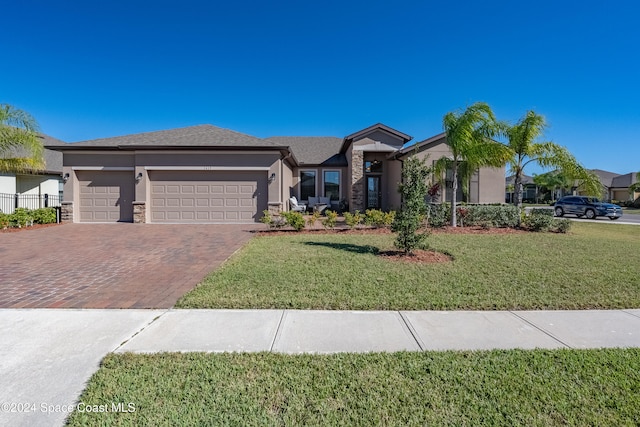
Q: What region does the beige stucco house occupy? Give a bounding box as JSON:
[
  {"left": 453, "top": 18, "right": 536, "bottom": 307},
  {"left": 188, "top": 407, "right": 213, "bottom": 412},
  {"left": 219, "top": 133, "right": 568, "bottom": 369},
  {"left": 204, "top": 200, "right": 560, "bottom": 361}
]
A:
[{"left": 47, "top": 123, "right": 506, "bottom": 224}]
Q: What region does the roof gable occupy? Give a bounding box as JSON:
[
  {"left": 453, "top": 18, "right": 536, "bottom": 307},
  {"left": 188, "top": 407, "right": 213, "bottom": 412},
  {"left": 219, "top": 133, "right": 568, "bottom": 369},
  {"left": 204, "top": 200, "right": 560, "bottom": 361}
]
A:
[
  {"left": 392, "top": 132, "right": 447, "bottom": 158},
  {"left": 341, "top": 123, "right": 412, "bottom": 153},
  {"left": 589, "top": 169, "right": 620, "bottom": 188}
]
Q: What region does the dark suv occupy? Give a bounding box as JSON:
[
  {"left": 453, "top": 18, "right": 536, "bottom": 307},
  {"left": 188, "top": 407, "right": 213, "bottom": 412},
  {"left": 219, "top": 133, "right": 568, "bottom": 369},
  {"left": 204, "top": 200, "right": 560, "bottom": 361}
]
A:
[{"left": 554, "top": 196, "right": 623, "bottom": 220}]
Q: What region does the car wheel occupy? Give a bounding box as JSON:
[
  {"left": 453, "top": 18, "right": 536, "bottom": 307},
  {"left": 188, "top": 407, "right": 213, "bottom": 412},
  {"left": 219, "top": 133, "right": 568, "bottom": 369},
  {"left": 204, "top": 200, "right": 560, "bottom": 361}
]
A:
[
  {"left": 554, "top": 207, "right": 564, "bottom": 217},
  {"left": 585, "top": 209, "right": 596, "bottom": 219}
]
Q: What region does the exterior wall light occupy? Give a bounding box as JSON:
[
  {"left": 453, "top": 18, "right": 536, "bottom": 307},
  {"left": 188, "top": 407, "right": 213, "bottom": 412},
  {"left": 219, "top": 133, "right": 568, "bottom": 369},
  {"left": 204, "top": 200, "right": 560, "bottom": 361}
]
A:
[
  {"left": 269, "top": 173, "right": 276, "bottom": 183},
  {"left": 63, "top": 173, "right": 70, "bottom": 183},
  {"left": 136, "top": 172, "right": 143, "bottom": 182}
]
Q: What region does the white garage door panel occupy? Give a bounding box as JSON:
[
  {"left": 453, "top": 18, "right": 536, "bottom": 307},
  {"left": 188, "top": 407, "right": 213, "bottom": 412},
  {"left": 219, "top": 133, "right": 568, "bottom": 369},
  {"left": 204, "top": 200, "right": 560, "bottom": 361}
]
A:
[
  {"left": 77, "top": 171, "right": 135, "bottom": 223},
  {"left": 149, "top": 171, "right": 267, "bottom": 223}
]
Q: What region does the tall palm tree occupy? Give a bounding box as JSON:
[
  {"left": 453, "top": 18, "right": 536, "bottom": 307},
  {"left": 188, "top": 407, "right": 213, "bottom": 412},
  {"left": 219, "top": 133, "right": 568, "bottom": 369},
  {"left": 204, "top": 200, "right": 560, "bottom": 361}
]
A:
[
  {"left": 505, "top": 110, "right": 601, "bottom": 213},
  {"left": 0, "top": 104, "right": 44, "bottom": 173},
  {"left": 434, "top": 102, "right": 510, "bottom": 227}
]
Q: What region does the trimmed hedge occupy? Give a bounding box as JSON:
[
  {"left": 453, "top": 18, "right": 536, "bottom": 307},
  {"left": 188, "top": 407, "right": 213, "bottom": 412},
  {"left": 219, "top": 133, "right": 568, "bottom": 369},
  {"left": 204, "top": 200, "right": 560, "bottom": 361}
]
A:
[
  {"left": 0, "top": 207, "right": 57, "bottom": 229},
  {"left": 427, "top": 204, "right": 520, "bottom": 228},
  {"left": 462, "top": 205, "right": 520, "bottom": 228}
]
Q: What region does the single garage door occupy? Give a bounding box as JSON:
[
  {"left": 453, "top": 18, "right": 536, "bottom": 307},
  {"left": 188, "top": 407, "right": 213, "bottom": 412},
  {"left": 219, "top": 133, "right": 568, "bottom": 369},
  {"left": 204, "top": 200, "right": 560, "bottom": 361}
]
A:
[
  {"left": 149, "top": 170, "right": 268, "bottom": 223},
  {"left": 78, "top": 170, "right": 135, "bottom": 222}
]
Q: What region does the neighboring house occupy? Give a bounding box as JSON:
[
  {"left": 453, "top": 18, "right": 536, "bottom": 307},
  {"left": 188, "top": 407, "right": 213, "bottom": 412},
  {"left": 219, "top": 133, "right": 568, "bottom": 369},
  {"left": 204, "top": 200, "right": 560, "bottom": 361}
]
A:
[
  {"left": 505, "top": 174, "right": 538, "bottom": 203},
  {"left": 0, "top": 134, "right": 65, "bottom": 214},
  {"left": 47, "top": 123, "right": 506, "bottom": 224},
  {"left": 505, "top": 168, "right": 640, "bottom": 203},
  {"left": 577, "top": 169, "right": 639, "bottom": 202},
  {"left": 609, "top": 172, "right": 639, "bottom": 202}
]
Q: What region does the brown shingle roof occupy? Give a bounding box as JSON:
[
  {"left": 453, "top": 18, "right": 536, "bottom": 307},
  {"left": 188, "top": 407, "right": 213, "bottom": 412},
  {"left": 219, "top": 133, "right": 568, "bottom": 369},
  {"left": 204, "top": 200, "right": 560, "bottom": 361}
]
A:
[
  {"left": 59, "top": 124, "right": 277, "bottom": 148},
  {"left": 265, "top": 136, "right": 346, "bottom": 165}
]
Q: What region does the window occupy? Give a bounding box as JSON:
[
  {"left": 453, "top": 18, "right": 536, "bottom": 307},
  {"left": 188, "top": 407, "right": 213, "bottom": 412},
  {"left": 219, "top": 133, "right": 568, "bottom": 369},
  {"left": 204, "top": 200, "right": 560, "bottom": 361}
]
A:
[
  {"left": 365, "top": 160, "right": 383, "bottom": 173},
  {"left": 300, "top": 170, "right": 316, "bottom": 201},
  {"left": 323, "top": 171, "right": 340, "bottom": 201}
]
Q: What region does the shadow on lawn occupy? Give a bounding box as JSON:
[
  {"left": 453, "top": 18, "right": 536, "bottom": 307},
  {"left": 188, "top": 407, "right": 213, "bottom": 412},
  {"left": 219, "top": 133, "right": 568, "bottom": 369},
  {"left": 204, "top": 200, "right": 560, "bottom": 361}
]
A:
[{"left": 304, "top": 241, "right": 379, "bottom": 255}]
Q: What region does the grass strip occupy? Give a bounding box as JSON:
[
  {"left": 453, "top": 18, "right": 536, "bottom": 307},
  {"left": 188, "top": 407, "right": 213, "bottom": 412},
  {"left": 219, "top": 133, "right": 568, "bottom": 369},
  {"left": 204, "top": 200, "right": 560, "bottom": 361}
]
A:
[{"left": 67, "top": 349, "right": 640, "bottom": 426}]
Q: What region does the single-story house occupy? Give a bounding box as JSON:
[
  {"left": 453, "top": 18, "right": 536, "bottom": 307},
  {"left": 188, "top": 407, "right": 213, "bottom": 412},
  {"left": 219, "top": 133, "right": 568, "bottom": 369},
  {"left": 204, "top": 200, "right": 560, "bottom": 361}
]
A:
[
  {"left": 47, "top": 123, "right": 506, "bottom": 224},
  {"left": 0, "top": 134, "right": 65, "bottom": 213},
  {"left": 505, "top": 174, "right": 538, "bottom": 203},
  {"left": 506, "top": 168, "right": 640, "bottom": 203},
  {"left": 609, "top": 172, "right": 639, "bottom": 202}
]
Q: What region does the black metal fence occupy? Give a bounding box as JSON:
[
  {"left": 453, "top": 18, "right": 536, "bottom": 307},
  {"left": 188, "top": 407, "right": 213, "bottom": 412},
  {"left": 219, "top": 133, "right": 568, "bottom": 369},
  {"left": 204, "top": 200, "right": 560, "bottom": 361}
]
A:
[{"left": 0, "top": 193, "right": 62, "bottom": 214}]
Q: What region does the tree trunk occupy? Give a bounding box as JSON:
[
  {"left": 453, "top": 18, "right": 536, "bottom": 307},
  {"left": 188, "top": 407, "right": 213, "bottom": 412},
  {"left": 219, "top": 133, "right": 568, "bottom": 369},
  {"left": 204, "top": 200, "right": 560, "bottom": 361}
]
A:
[
  {"left": 450, "top": 161, "right": 458, "bottom": 227},
  {"left": 514, "top": 173, "right": 524, "bottom": 227}
]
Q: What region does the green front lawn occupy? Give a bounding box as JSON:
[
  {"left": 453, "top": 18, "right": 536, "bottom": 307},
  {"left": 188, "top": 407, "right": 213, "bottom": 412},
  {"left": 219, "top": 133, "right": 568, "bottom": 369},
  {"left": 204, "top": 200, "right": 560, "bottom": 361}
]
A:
[
  {"left": 66, "top": 349, "right": 640, "bottom": 426},
  {"left": 177, "top": 223, "right": 640, "bottom": 310}
]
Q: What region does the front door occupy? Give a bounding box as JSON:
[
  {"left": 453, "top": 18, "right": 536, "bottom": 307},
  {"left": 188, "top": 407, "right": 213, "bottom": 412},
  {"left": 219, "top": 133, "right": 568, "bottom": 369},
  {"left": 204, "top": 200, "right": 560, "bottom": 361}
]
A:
[{"left": 366, "top": 176, "right": 381, "bottom": 209}]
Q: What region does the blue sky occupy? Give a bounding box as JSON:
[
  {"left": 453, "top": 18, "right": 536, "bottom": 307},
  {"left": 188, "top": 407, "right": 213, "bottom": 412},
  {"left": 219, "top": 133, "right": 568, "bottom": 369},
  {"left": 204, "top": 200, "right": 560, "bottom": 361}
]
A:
[{"left": 2, "top": 0, "right": 639, "bottom": 175}]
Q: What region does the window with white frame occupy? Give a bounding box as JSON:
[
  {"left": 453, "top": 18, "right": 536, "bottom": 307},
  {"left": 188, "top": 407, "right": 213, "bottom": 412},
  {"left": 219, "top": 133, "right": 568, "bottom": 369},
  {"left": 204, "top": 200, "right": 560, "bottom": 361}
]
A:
[
  {"left": 323, "top": 170, "right": 340, "bottom": 201},
  {"left": 300, "top": 170, "right": 316, "bottom": 201}
]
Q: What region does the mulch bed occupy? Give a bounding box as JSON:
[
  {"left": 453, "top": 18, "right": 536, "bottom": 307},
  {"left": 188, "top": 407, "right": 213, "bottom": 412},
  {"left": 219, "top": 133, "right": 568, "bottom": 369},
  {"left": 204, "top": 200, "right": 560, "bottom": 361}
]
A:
[
  {"left": 0, "top": 223, "right": 63, "bottom": 233},
  {"left": 255, "top": 225, "right": 527, "bottom": 236},
  {"left": 378, "top": 249, "right": 454, "bottom": 264}
]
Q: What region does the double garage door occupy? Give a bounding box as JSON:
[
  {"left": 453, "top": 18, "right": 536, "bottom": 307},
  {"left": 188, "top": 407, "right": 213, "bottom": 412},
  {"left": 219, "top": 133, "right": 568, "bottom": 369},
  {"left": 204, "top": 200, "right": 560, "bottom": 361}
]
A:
[
  {"left": 78, "top": 170, "right": 267, "bottom": 223},
  {"left": 149, "top": 170, "right": 267, "bottom": 223}
]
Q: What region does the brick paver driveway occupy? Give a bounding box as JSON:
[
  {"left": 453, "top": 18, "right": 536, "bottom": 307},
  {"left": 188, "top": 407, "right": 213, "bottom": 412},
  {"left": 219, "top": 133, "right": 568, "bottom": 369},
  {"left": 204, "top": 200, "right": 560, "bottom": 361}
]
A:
[{"left": 0, "top": 223, "right": 259, "bottom": 308}]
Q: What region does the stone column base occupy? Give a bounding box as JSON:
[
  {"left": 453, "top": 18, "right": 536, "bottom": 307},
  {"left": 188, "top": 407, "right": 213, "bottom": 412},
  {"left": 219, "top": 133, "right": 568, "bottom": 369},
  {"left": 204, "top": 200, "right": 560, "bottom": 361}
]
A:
[
  {"left": 132, "top": 202, "right": 146, "bottom": 224},
  {"left": 60, "top": 201, "right": 73, "bottom": 223}
]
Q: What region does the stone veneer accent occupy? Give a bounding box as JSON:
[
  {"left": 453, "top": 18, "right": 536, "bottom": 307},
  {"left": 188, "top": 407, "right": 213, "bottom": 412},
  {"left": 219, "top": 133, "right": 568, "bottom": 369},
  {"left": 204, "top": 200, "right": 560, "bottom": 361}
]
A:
[
  {"left": 268, "top": 202, "right": 282, "bottom": 214},
  {"left": 350, "top": 149, "right": 365, "bottom": 212},
  {"left": 132, "top": 202, "right": 146, "bottom": 224},
  {"left": 60, "top": 201, "right": 73, "bottom": 223}
]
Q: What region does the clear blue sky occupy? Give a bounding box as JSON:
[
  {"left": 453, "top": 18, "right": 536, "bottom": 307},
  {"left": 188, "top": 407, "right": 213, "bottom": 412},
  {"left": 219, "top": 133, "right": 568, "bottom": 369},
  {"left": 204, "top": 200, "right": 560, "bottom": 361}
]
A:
[{"left": 2, "top": 0, "right": 639, "bottom": 175}]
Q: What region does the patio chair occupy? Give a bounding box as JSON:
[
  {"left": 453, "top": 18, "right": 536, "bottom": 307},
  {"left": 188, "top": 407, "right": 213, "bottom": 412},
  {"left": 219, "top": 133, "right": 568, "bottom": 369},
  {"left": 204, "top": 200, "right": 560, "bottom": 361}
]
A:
[{"left": 289, "top": 197, "right": 307, "bottom": 213}]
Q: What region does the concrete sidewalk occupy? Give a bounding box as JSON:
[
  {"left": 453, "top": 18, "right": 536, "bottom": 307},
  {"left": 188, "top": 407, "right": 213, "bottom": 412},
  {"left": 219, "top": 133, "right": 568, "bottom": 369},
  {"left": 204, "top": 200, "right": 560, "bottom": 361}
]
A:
[
  {"left": 2, "top": 308, "right": 640, "bottom": 427},
  {"left": 117, "top": 309, "right": 640, "bottom": 353}
]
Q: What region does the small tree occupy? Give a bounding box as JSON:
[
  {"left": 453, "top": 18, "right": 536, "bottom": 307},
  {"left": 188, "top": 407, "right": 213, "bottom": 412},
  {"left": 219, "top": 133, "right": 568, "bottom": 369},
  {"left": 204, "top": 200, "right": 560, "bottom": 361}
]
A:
[{"left": 392, "top": 153, "right": 431, "bottom": 255}]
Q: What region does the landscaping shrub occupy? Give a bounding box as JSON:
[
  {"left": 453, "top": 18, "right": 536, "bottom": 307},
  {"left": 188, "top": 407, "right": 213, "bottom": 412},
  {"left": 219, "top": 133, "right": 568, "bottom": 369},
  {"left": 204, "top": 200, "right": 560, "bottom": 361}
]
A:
[
  {"left": 365, "top": 209, "right": 395, "bottom": 228},
  {"left": 260, "top": 210, "right": 285, "bottom": 230},
  {"left": 281, "top": 211, "right": 305, "bottom": 231},
  {"left": 425, "top": 203, "right": 450, "bottom": 228},
  {"left": 552, "top": 218, "right": 572, "bottom": 233},
  {"left": 306, "top": 211, "right": 321, "bottom": 228},
  {"left": 524, "top": 208, "right": 555, "bottom": 232},
  {"left": 31, "top": 207, "right": 57, "bottom": 224},
  {"left": 0, "top": 213, "right": 8, "bottom": 229},
  {"left": 321, "top": 210, "right": 338, "bottom": 229},
  {"left": 464, "top": 205, "right": 520, "bottom": 228},
  {"left": 9, "top": 208, "right": 34, "bottom": 228},
  {"left": 343, "top": 210, "right": 363, "bottom": 229}
]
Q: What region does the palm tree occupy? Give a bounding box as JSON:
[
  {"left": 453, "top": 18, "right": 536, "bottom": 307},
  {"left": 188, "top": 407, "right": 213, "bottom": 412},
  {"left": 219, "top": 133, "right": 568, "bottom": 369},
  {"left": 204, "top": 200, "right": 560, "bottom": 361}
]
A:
[
  {"left": 505, "top": 110, "right": 601, "bottom": 213},
  {"left": 0, "top": 104, "right": 44, "bottom": 173},
  {"left": 532, "top": 170, "right": 572, "bottom": 202},
  {"left": 434, "top": 102, "right": 511, "bottom": 227}
]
